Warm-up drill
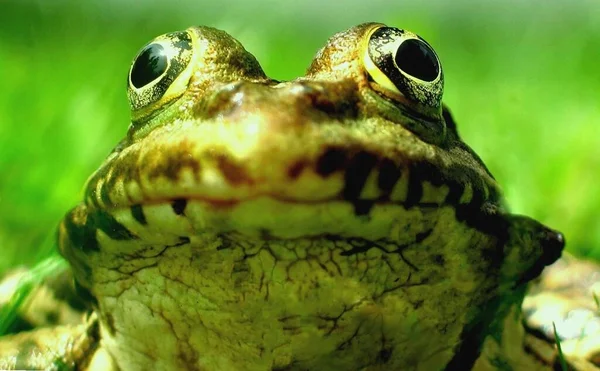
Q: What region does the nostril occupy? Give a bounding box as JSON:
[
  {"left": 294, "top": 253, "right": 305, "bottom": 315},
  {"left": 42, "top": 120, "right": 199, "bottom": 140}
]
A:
[
  {"left": 294, "top": 81, "right": 358, "bottom": 118},
  {"left": 310, "top": 94, "right": 338, "bottom": 115},
  {"left": 196, "top": 82, "right": 247, "bottom": 118}
]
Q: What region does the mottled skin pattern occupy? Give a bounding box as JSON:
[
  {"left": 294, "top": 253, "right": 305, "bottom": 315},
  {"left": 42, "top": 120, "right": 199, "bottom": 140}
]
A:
[{"left": 0, "top": 22, "right": 595, "bottom": 370}]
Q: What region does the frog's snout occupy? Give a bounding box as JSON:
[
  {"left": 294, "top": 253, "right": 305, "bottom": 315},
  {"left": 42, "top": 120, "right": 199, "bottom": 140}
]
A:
[
  {"left": 197, "top": 80, "right": 359, "bottom": 127},
  {"left": 539, "top": 228, "right": 565, "bottom": 266}
]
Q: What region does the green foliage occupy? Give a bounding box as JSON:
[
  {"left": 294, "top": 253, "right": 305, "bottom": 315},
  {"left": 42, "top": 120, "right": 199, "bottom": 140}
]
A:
[
  {"left": 0, "top": 0, "right": 598, "bottom": 273},
  {"left": 553, "top": 322, "right": 568, "bottom": 371},
  {"left": 0, "top": 256, "right": 67, "bottom": 336}
]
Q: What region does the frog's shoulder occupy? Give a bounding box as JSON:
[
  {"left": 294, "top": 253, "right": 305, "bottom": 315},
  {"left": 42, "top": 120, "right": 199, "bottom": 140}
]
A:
[{"left": 523, "top": 254, "right": 600, "bottom": 369}]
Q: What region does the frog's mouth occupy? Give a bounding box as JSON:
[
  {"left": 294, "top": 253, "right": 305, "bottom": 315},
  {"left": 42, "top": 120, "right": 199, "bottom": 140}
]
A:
[{"left": 85, "top": 118, "right": 500, "bottom": 224}]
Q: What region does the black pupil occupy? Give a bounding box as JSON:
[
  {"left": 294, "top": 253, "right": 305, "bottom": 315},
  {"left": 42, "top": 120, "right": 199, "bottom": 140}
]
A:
[
  {"left": 130, "top": 43, "right": 168, "bottom": 88},
  {"left": 395, "top": 39, "right": 439, "bottom": 82}
]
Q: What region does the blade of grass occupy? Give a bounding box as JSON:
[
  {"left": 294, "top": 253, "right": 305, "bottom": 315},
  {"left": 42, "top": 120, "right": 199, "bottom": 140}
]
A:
[{"left": 553, "top": 322, "right": 568, "bottom": 371}]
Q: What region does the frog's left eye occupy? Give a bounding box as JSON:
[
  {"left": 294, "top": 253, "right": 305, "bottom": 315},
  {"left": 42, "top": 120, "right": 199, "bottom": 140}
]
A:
[
  {"left": 364, "top": 26, "right": 443, "bottom": 108},
  {"left": 130, "top": 43, "right": 168, "bottom": 89},
  {"left": 127, "top": 31, "right": 194, "bottom": 114}
]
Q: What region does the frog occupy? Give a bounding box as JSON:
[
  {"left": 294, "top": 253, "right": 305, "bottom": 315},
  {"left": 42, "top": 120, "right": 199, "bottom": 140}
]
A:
[{"left": 0, "top": 22, "right": 597, "bottom": 370}]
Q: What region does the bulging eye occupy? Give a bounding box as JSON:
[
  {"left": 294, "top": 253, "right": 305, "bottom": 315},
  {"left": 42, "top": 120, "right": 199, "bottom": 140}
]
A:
[
  {"left": 363, "top": 26, "right": 443, "bottom": 108},
  {"left": 127, "top": 31, "right": 194, "bottom": 114},
  {"left": 130, "top": 43, "right": 168, "bottom": 89},
  {"left": 394, "top": 39, "right": 439, "bottom": 82}
]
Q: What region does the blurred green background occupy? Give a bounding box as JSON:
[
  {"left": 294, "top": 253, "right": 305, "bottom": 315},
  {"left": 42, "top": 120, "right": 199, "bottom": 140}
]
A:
[{"left": 0, "top": 0, "right": 598, "bottom": 274}]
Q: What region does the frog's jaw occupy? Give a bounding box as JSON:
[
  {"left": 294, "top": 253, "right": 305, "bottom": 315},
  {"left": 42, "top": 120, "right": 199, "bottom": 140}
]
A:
[{"left": 57, "top": 194, "right": 561, "bottom": 370}]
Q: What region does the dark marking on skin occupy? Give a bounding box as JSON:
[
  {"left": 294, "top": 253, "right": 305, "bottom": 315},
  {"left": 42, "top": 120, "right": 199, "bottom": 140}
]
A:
[
  {"left": 287, "top": 160, "right": 307, "bottom": 179},
  {"left": 217, "top": 236, "right": 233, "bottom": 251},
  {"left": 131, "top": 204, "right": 147, "bottom": 225},
  {"left": 404, "top": 165, "right": 423, "bottom": 208},
  {"left": 86, "top": 313, "right": 101, "bottom": 345},
  {"left": 74, "top": 280, "right": 99, "bottom": 308},
  {"left": 377, "top": 348, "right": 393, "bottom": 363},
  {"left": 337, "top": 237, "right": 419, "bottom": 271},
  {"left": 443, "top": 310, "right": 489, "bottom": 370},
  {"left": 47, "top": 268, "right": 90, "bottom": 312},
  {"left": 316, "top": 147, "right": 347, "bottom": 176},
  {"left": 413, "top": 299, "right": 424, "bottom": 309},
  {"left": 445, "top": 278, "right": 528, "bottom": 371},
  {"left": 353, "top": 199, "right": 375, "bottom": 216},
  {"left": 172, "top": 198, "right": 187, "bottom": 215},
  {"left": 144, "top": 142, "right": 201, "bottom": 181},
  {"left": 99, "top": 183, "right": 112, "bottom": 207},
  {"left": 104, "top": 313, "right": 116, "bottom": 336},
  {"left": 93, "top": 209, "right": 137, "bottom": 240},
  {"left": 377, "top": 158, "right": 402, "bottom": 195},
  {"left": 63, "top": 209, "right": 99, "bottom": 252},
  {"left": 523, "top": 341, "right": 554, "bottom": 366},
  {"left": 432, "top": 254, "right": 445, "bottom": 266},
  {"left": 444, "top": 179, "right": 464, "bottom": 205},
  {"left": 415, "top": 229, "right": 432, "bottom": 243},
  {"left": 342, "top": 151, "right": 378, "bottom": 200},
  {"left": 336, "top": 322, "right": 362, "bottom": 351},
  {"left": 45, "top": 310, "right": 59, "bottom": 325},
  {"left": 302, "top": 81, "right": 360, "bottom": 119},
  {"left": 167, "top": 236, "right": 190, "bottom": 248},
  {"left": 216, "top": 154, "right": 251, "bottom": 185},
  {"left": 456, "top": 203, "right": 509, "bottom": 239},
  {"left": 488, "top": 354, "right": 514, "bottom": 370},
  {"left": 392, "top": 246, "right": 419, "bottom": 271},
  {"left": 338, "top": 237, "right": 377, "bottom": 256}
]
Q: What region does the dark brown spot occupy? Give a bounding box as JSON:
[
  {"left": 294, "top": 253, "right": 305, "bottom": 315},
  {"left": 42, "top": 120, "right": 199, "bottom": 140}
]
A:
[
  {"left": 145, "top": 142, "right": 201, "bottom": 181},
  {"left": 377, "top": 348, "right": 393, "bottom": 363},
  {"left": 172, "top": 199, "right": 187, "bottom": 215},
  {"left": 405, "top": 166, "right": 423, "bottom": 208},
  {"left": 343, "top": 151, "right": 378, "bottom": 200},
  {"left": 93, "top": 209, "right": 137, "bottom": 241},
  {"left": 378, "top": 159, "right": 402, "bottom": 195},
  {"left": 353, "top": 200, "right": 375, "bottom": 216},
  {"left": 316, "top": 147, "right": 347, "bottom": 176},
  {"left": 415, "top": 229, "right": 432, "bottom": 243},
  {"left": 444, "top": 179, "right": 465, "bottom": 205},
  {"left": 74, "top": 280, "right": 99, "bottom": 308},
  {"left": 99, "top": 182, "right": 112, "bottom": 206},
  {"left": 104, "top": 313, "right": 116, "bottom": 336},
  {"left": 131, "top": 204, "right": 147, "bottom": 225},
  {"left": 44, "top": 310, "right": 59, "bottom": 325},
  {"left": 216, "top": 154, "right": 251, "bottom": 185},
  {"left": 413, "top": 299, "right": 424, "bottom": 309},
  {"left": 62, "top": 207, "right": 99, "bottom": 253},
  {"left": 287, "top": 160, "right": 307, "bottom": 179},
  {"left": 432, "top": 254, "right": 445, "bottom": 266}
]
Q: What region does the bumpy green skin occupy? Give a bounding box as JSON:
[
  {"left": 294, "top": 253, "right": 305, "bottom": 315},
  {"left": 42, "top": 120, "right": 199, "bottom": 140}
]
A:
[{"left": 0, "top": 23, "right": 565, "bottom": 370}]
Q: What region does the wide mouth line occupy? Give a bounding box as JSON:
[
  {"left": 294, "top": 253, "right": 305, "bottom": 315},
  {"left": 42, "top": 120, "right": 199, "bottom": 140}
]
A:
[{"left": 102, "top": 194, "right": 462, "bottom": 213}]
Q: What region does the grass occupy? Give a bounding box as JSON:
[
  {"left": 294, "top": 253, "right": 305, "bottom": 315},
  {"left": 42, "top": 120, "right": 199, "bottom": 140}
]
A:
[
  {"left": 0, "top": 0, "right": 598, "bottom": 273},
  {"left": 553, "top": 322, "right": 569, "bottom": 371}
]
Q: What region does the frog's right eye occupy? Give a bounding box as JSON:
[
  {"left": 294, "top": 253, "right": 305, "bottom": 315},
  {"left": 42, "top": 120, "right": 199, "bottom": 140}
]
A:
[
  {"left": 130, "top": 43, "right": 168, "bottom": 89},
  {"left": 127, "top": 31, "right": 194, "bottom": 114},
  {"left": 363, "top": 26, "right": 443, "bottom": 109}
]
